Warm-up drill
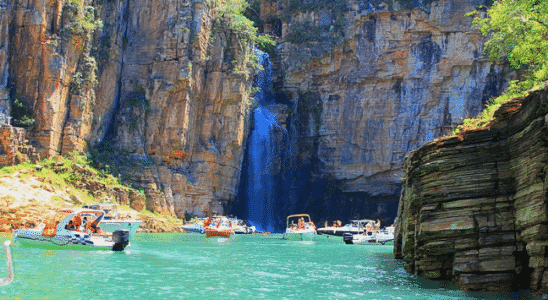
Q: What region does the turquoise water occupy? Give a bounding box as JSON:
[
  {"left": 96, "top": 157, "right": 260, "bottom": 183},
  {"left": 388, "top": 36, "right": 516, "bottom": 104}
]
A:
[{"left": 0, "top": 233, "right": 539, "bottom": 299}]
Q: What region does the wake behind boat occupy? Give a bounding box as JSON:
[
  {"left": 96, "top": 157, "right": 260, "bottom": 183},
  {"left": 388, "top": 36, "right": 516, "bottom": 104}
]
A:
[
  {"left": 282, "top": 214, "right": 316, "bottom": 241},
  {"left": 14, "top": 208, "right": 130, "bottom": 251}
]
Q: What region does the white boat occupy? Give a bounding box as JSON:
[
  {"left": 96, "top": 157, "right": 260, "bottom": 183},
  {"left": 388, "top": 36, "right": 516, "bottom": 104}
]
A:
[
  {"left": 343, "top": 226, "right": 395, "bottom": 245},
  {"left": 282, "top": 214, "right": 316, "bottom": 241},
  {"left": 82, "top": 203, "right": 142, "bottom": 239},
  {"left": 181, "top": 220, "right": 206, "bottom": 234},
  {"left": 229, "top": 218, "right": 256, "bottom": 234},
  {"left": 14, "top": 208, "right": 130, "bottom": 251},
  {"left": 317, "top": 219, "right": 377, "bottom": 236}
]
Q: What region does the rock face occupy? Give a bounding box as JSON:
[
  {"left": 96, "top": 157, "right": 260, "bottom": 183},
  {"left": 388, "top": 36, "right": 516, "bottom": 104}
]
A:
[
  {"left": 394, "top": 84, "right": 548, "bottom": 293},
  {"left": 254, "top": 0, "right": 506, "bottom": 223},
  {"left": 0, "top": 0, "right": 509, "bottom": 222},
  {"left": 0, "top": 0, "right": 255, "bottom": 217}
]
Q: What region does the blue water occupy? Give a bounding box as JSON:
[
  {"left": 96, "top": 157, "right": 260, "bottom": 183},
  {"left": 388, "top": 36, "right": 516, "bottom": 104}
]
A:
[{"left": 0, "top": 233, "right": 538, "bottom": 299}]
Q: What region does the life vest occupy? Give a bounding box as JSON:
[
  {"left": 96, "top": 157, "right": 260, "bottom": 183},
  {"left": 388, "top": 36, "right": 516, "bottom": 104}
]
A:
[
  {"left": 73, "top": 215, "right": 82, "bottom": 227},
  {"left": 41, "top": 222, "right": 57, "bottom": 237}
]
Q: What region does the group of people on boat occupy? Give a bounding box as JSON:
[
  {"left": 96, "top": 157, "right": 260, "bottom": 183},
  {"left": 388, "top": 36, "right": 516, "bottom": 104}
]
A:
[
  {"left": 64, "top": 214, "right": 102, "bottom": 234},
  {"left": 288, "top": 217, "right": 316, "bottom": 231},
  {"left": 203, "top": 217, "right": 231, "bottom": 228}
]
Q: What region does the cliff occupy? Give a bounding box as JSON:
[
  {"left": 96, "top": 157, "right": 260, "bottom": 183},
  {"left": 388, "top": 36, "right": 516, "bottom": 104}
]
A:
[
  {"left": 1, "top": 0, "right": 255, "bottom": 217},
  {"left": 255, "top": 0, "right": 506, "bottom": 223},
  {"left": 394, "top": 84, "right": 548, "bottom": 293},
  {"left": 0, "top": 0, "right": 509, "bottom": 224}
]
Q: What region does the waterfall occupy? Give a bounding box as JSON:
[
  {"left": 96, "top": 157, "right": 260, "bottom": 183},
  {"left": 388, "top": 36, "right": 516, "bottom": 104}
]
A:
[{"left": 240, "top": 49, "right": 288, "bottom": 233}]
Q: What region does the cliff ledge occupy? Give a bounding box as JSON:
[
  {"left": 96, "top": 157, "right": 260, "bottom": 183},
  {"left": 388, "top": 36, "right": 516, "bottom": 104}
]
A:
[{"left": 395, "top": 83, "right": 548, "bottom": 293}]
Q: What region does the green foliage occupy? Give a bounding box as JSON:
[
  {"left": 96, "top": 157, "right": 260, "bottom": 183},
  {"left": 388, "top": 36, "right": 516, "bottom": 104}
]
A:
[
  {"left": 213, "top": 0, "right": 275, "bottom": 80},
  {"left": 469, "top": 1, "right": 548, "bottom": 88},
  {"left": 10, "top": 97, "right": 35, "bottom": 128},
  {"left": 61, "top": 0, "right": 102, "bottom": 39},
  {"left": 454, "top": 1, "right": 548, "bottom": 134}
]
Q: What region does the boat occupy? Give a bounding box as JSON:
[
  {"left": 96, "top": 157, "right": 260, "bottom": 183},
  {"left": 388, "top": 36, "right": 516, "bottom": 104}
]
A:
[
  {"left": 282, "top": 214, "right": 316, "bottom": 241},
  {"left": 0, "top": 240, "right": 13, "bottom": 286},
  {"left": 181, "top": 219, "right": 206, "bottom": 234},
  {"left": 343, "top": 226, "right": 395, "bottom": 245},
  {"left": 14, "top": 208, "right": 130, "bottom": 251},
  {"left": 204, "top": 217, "right": 233, "bottom": 238},
  {"left": 317, "top": 219, "right": 377, "bottom": 236},
  {"left": 229, "top": 218, "right": 256, "bottom": 234},
  {"left": 82, "top": 203, "right": 142, "bottom": 239}
]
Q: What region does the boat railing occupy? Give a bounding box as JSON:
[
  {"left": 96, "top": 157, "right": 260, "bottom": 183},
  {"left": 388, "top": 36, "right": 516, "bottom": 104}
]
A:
[{"left": 0, "top": 241, "right": 13, "bottom": 286}]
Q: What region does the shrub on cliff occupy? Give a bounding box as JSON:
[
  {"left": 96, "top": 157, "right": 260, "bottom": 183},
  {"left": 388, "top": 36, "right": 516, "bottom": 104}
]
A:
[{"left": 455, "top": 1, "right": 548, "bottom": 133}]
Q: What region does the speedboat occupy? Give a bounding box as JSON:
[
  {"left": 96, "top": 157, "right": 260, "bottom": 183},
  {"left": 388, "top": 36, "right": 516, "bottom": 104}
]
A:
[
  {"left": 14, "top": 208, "right": 130, "bottom": 251},
  {"left": 204, "top": 217, "right": 233, "bottom": 238},
  {"left": 82, "top": 203, "right": 142, "bottom": 239},
  {"left": 181, "top": 219, "right": 206, "bottom": 234},
  {"left": 317, "top": 219, "right": 377, "bottom": 236},
  {"left": 282, "top": 214, "right": 316, "bottom": 241},
  {"left": 229, "top": 218, "right": 256, "bottom": 234},
  {"left": 343, "top": 226, "right": 395, "bottom": 245}
]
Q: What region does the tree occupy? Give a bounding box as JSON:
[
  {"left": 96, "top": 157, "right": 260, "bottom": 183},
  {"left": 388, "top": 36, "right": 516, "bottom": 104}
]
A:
[{"left": 468, "top": 0, "right": 548, "bottom": 91}]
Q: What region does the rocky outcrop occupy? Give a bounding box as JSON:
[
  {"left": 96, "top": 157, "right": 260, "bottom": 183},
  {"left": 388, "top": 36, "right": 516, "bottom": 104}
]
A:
[
  {"left": 394, "top": 84, "right": 548, "bottom": 293},
  {"left": 257, "top": 0, "right": 506, "bottom": 223}
]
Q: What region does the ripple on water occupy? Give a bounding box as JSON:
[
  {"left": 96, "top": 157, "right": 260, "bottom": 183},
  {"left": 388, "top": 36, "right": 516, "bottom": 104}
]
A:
[{"left": 0, "top": 233, "right": 541, "bottom": 299}]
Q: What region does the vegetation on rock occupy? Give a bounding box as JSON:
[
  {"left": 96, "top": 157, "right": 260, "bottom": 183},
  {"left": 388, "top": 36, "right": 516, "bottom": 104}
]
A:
[
  {"left": 0, "top": 152, "right": 182, "bottom": 233},
  {"left": 213, "top": 0, "right": 275, "bottom": 80},
  {"left": 10, "top": 98, "right": 35, "bottom": 128},
  {"left": 455, "top": 1, "right": 548, "bottom": 133}
]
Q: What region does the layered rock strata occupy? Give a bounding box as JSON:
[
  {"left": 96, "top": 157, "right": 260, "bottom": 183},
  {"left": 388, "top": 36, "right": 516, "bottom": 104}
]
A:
[
  {"left": 395, "top": 84, "right": 548, "bottom": 293},
  {"left": 258, "top": 0, "right": 506, "bottom": 222}
]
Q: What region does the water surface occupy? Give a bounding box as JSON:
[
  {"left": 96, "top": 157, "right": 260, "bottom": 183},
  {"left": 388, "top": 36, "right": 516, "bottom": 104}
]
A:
[{"left": 0, "top": 233, "right": 538, "bottom": 299}]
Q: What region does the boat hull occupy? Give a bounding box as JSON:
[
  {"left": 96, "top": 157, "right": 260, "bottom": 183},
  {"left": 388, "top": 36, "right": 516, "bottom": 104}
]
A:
[
  {"left": 283, "top": 230, "right": 316, "bottom": 241},
  {"left": 14, "top": 227, "right": 130, "bottom": 251},
  {"left": 317, "top": 227, "right": 364, "bottom": 236},
  {"left": 15, "top": 233, "right": 115, "bottom": 251},
  {"left": 181, "top": 224, "right": 205, "bottom": 234},
  {"left": 343, "top": 232, "right": 394, "bottom": 245},
  {"left": 205, "top": 228, "right": 232, "bottom": 238}
]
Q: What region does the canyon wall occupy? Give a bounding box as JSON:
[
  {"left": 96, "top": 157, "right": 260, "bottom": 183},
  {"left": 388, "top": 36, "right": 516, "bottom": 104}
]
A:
[
  {"left": 394, "top": 84, "right": 548, "bottom": 293},
  {"left": 252, "top": 0, "right": 507, "bottom": 223},
  {"left": 0, "top": 0, "right": 510, "bottom": 221},
  {"left": 1, "top": 0, "right": 255, "bottom": 217}
]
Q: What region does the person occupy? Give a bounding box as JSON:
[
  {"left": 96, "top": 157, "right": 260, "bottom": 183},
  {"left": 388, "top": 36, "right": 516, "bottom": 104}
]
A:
[
  {"left": 82, "top": 217, "right": 88, "bottom": 232},
  {"left": 365, "top": 222, "right": 372, "bottom": 235},
  {"left": 65, "top": 220, "right": 74, "bottom": 230},
  {"left": 298, "top": 218, "right": 305, "bottom": 230},
  {"left": 73, "top": 214, "right": 82, "bottom": 231},
  {"left": 309, "top": 221, "right": 316, "bottom": 230},
  {"left": 375, "top": 219, "right": 381, "bottom": 233},
  {"left": 324, "top": 221, "right": 328, "bottom": 228}
]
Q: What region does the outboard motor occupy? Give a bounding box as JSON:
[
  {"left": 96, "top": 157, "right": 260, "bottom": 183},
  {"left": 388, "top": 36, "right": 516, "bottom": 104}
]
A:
[
  {"left": 112, "top": 229, "right": 130, "bottom": 251},
  {"left": 343, "top": 233, "right": 354, "bottom": 244}
]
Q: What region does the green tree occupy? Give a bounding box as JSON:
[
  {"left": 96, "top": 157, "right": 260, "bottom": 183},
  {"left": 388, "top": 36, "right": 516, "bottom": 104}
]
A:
[
  {"left": 469, "top": 1, "right": 548, "bottom": 91},
  {"left": 453, "top": 1, "right": 548, "bottom": 133}
]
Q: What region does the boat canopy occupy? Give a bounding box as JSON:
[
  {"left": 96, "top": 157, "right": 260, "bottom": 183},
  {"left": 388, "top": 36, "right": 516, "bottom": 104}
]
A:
[{"left": 286, "top": 214, "right": 312, "bottom": 226}]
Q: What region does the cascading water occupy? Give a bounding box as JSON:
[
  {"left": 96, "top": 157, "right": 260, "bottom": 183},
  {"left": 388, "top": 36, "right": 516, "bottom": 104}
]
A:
[{"left": 239, "top": 49, "right": 289, "bottom": 233}]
